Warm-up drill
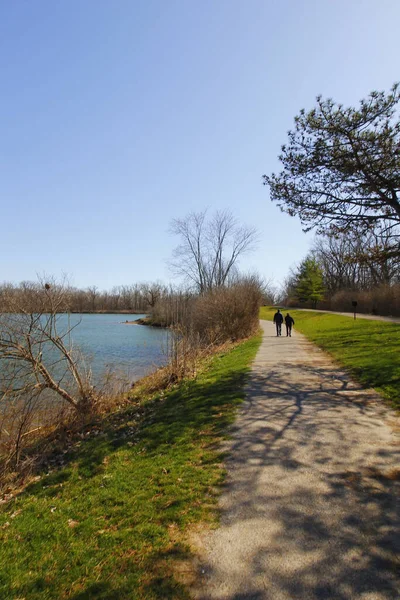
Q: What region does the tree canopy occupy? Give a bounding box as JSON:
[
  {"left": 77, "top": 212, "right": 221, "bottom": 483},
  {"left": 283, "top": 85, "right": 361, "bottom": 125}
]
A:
[{"left": 264, "top": 84, "right": 400, "bottom": 246}]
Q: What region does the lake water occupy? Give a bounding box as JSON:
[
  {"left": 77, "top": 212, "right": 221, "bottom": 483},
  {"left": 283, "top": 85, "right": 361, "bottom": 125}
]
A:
[{"left": 60, "top": 313, "right": 168, "bottom": 385}]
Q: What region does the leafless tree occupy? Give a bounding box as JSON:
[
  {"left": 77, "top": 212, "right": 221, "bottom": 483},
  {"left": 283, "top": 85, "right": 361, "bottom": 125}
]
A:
[
  {"left": 0, "top": 281, "right": 158, "bottom": 314},
  {"left": 169, "top": 210, "right": 258, "bottom": 293},
  {"left": 0, "top": 278, "right": 96, "bottom": 415},
  {"left": 312, "top": 225, "right": 400, "bottom": 294},
  {"left": 87, "top": 285, "right": 98, "bottom": 312},
  {"left": 0, "top": 278, "right": 99, "bottom": 471},
  {"left": 142, "top": 281, "right": 166, "bottom": 308}
]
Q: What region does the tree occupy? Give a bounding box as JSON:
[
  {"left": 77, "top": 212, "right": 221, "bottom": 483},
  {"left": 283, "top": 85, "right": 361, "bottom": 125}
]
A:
[
  {"left": 0, "top": 279, "right": 96, "bottom": 414},
  {"left": 312, "top": 226, "right": 400, "bottom": 294},
  {"left": 87, "top": 286, "right": 98, "bottom": 312},
  {"left": 263, "top": 84, "right": 400, "bottom": 248},
  {"left": 293, "top": 257, "right": 325, "bottom": 308},
  {"left": 170, "top": 210, "right": 258, "bottom": 293},
  {"left": 143, "top": 282, "right": 166, "bottom": 308},
  {"left": 0, "top": 278, "right": 99, "bottom": 470}
]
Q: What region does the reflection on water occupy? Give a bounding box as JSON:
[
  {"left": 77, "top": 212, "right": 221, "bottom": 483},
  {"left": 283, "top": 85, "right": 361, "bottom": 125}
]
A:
[{"left": 59, "top": 313, "right": 168, "bottom": 385}]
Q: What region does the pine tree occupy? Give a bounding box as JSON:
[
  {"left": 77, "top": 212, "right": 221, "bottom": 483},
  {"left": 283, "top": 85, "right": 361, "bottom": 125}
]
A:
[{"left": 294, "top": 257, "right": 325, "bottom": 308}]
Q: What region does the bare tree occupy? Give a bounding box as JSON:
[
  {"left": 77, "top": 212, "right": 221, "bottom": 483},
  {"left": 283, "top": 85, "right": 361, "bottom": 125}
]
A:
[
  {"left": 143, "top": 281, "right": 166, "bottom": 309},
  {"left": 87, "top": 286, "right": 98, "bottom": 312},
  {"left": 0, "top": 281, "right": 155, "bottom": 314},
  {"left": 0, "top": 278, "right": 96, "bottom": 415},
  {"left": 312, "top": 225, "right": 400, "bottom": 294},
  {"left": 170, "top": 210, "right": 258, "bottom": 292}
]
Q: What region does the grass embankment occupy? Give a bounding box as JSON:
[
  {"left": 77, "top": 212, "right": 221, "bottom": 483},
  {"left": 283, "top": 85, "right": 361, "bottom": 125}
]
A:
[
  {"left": 260, "top": 307, "right": 400, "bottom": 410},
  {"left": 0, "top": 334, "right": 261, "bottom": 600}
]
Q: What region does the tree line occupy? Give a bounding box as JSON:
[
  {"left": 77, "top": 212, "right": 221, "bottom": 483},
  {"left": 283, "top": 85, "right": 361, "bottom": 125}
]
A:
[
  {"left": 0, "top": 280, "right": 167, "bottom": 313},
  {"left": 281, "top": 226, "right": 400, "bottom": 313}
]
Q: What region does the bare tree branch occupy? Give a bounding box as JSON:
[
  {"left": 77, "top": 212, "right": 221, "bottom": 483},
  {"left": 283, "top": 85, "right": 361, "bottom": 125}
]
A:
[
  {"left": 169, "top": 210, "right": 258, "bottom": 292},
  {"left": 0, "top": 278, "right": 96, "bottom": 414}
]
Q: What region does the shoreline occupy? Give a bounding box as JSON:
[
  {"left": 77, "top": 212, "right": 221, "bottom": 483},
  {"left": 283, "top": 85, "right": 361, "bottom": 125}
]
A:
[
  {"left": 123, "top": 317, "right": 164, "bottom": 327},
  {"left": 71, "top": 310, "right": 148, "bottom": 315}
]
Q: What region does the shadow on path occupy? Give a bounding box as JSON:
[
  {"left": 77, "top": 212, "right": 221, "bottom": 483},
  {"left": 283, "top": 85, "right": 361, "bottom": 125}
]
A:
[{"left": 192, "top": 322, "right": 400, "bottom": 600}]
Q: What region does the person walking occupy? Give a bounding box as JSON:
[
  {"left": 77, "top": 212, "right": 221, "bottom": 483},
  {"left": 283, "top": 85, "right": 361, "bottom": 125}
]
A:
[
  {"left": 273, "top": 309, "right": 284, "bottom": 336},
  {"left": 285, "top": 313, "right": 295, "bottom": 337}
]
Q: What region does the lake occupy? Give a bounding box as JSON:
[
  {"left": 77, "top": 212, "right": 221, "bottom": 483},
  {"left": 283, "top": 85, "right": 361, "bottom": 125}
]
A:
[{"left": 60, "top": 313, "right": 168, "bottom": 385}]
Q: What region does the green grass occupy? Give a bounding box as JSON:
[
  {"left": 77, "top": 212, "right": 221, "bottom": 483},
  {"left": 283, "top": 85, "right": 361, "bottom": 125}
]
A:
[
  {"left": 0, "top": 333, "right": 261, "bottom": 600},
  {"left": 260, "top": 306, "right": 400, "bottom": 410}
]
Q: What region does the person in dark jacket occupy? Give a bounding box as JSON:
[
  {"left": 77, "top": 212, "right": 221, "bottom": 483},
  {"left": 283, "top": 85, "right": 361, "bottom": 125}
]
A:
[
  {"left": 273, "top": 309, "right": 284, "bottom": 336},
  {"left": 285, "top": 313, "right": 295, "bottom": 337}
]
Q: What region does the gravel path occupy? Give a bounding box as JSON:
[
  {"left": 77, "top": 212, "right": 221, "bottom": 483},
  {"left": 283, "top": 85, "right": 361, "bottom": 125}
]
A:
[{"left": 191, "top": 320, "right": 400, "bottom": 600}]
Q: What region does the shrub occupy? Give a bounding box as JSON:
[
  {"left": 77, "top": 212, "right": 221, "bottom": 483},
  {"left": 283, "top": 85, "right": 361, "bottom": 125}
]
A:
[
  {"left": 149, "top": 278, "right": 262, "bottom": 384},
  {"left": 330, "top": 285, "right": 400, "bottom": 316}
]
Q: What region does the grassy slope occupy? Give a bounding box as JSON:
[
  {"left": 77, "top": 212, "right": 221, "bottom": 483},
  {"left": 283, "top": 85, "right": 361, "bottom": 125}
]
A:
[
  {"left": 260, "top": 307, "right": 400, "bottom": 410},
  {"left": 0, "top": 334, "right": 261, "bottom": 600}
]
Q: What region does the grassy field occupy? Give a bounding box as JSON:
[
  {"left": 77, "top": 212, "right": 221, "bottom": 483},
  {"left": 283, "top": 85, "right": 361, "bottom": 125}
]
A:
[
  {"left": 0, "top": 333, "right": 261, "bottom": 600},
  {"left": 260, "top": 307, "right": 400, "bottom": 410}
]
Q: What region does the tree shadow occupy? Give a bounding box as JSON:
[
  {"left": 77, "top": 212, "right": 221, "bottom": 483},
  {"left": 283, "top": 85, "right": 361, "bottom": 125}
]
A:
[
  {"left": 4, "top": 329, "right": 400, "bottom": 599},
  {"left": 2, "top": 353, "right": 256, "bottom": 598},
  {"left": 296, "top": 323, "right": 400, "bottom": 408},
  {"left": 192, "top": 358, "right": 400, "bottom": 599}
]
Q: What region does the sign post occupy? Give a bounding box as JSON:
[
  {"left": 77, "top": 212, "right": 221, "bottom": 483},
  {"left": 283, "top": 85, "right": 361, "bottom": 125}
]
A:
[{"left": 351, "top": 300, "right": 358, "bottom": 320}]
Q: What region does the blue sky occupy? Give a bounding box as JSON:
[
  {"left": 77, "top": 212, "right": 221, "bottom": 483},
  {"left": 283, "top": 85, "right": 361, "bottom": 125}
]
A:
[{"left": 1, "top": 0, "right": 399, "bottom": 291}]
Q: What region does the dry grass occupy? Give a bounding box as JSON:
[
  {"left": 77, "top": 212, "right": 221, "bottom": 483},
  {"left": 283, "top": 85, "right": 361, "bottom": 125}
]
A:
[
  {"left": 0, "top": 331, "right": 252, "bottom": 496},
  {"left": 1, "top": 280, "right": 262, "bottom": 491},
  {"left": 129, "top": 339, "right": 237, "bottom": 401},
  {"left": 0, "top": 384, "right": 131, "bottom": 491},
  {"left": 0, "top": 333, "right": 262, "bottom": 600}
]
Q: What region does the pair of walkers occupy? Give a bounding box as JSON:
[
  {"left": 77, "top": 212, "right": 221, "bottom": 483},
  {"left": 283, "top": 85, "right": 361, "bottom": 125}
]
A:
[{"left": 273, "top": 309, "right": 294, "bottom": 337}]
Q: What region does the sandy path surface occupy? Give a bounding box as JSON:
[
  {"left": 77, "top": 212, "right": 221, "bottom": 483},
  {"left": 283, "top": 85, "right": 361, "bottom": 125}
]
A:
[{"left": 191, "top": 320, "right": 400, "bottom": 600}]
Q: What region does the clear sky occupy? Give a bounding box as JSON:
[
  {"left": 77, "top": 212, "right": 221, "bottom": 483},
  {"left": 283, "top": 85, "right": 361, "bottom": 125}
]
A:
[{"left": 1, "top": 0, "right": 399, "bottom": 291}]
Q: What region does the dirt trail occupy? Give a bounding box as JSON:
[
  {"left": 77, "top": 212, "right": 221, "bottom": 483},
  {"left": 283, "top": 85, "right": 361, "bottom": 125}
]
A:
[{"left": 191, "top": 320, "right": 400, "bottom": 600}]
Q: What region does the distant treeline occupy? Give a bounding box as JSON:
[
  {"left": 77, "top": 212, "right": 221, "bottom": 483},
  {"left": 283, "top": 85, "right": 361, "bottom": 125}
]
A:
[
  {"left": 0, "top": 281, "right": 168, "bottom": 313},
  {"left": 0, "top": 272, "right": 276, "bottom": 315}
]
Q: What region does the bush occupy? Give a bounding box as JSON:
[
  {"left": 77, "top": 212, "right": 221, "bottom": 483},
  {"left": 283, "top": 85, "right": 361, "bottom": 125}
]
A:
[
  {"left": 330, "top": 285, "right": 400, "bottom": 316},
  {"left": 149, "top": 279, "right": 262, "bottom": 385},
  {"left": 191, "top": 280, "right": 262, "bottom": 344},
  {"left": 286, "top": 284, "right": 400, "bottom": 317}
]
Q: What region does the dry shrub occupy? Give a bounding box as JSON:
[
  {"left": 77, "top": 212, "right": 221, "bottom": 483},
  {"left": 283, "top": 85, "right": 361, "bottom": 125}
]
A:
[
  {"left": 131, "top": 334, "right": 210, "bottom": 398},
  {"left": 1, "top": 278, "right": 263, "bottom": 487},
  {"left": 287, "top": 283, "right": 400, "bottom": 316},
  {"left": 330, "top": 284, "right": 400, "bottom": 316},
  {"left": 0, "top": 390, "right": 74, "bottom": 484},
  {"left": 0, "top": 382, "right": 124, "bottom": 491},
  {"left": 141, "top": 278, "right": 262, "bottom": 390},
  {"left": 0, "top": 368, "right": 123, "bottom": 487},
  {"left": 286, "top": 297, "right": 301, "bottom": 308},
  {"left": 191, "top": 280, "right": 262, "bottom": 344},
  {"left": 151, "top": 289, "right": 193, "bottom": 328}
]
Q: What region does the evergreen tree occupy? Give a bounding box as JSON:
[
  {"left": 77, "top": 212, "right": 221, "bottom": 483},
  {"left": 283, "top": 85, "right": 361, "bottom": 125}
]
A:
[
  {"left": 294, "top": 257, "right": 325, "bottom": 308},
  {"left": 264, "top": 84, "right": 400, "bottom": 254}
]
